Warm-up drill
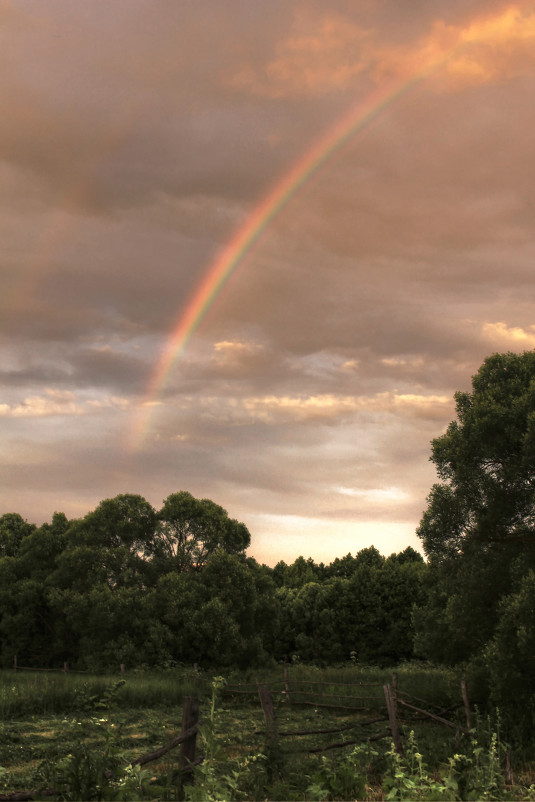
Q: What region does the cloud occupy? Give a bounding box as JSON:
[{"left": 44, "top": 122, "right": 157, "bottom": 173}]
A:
[
  {"left": 2, "top": 0, "right": 534, "bottom": 566},
  {"left": 334, "top": 485, "right": 409, "bottom": 501},
  {"left": 371, "top": 4, "right": 535, "bottom": 92},
  {"left": 231, "top": 9, "right": 372, "bottom": 98},
  {"left": 211, "top": 339, "right": 268, "bottom": 373},
  {"left": 0, "top": 388, "right": 129, "bottom": 418},
  {"left": 481, "top": 321, "right": 535, "bottom": 348},
  {"left": 0, "top": 389, "right": 82, "bottom": 418},
  {"left": 232, "top": 4, "right": 535, "bottom": 101},
  {"left": 175, "top": 391, "right": 452, "bottom": 426}
]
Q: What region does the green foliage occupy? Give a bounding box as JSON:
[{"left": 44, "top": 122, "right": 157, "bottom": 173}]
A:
[
  {"left": 306, "top": 743, "right": 376, "bottom": 800},
  {"left": 382, "top": 724, "right": 511, "bottom": 802},
  {"left": 415, "top": 351, "right": 535, "bottom": 667},
  {"left": 4, "top": 668, "right": 534, "bottom": 801},
  {"left": 485, "top": 570, "right": 535, "bottom": 737},
  {"left": 382, "top": 732, "right": 458, "bottom": 800},
  {"left": 34, "top": 715, "right": 177, "bottom": 801},
  {"left": 156, "top": 491, "right": 250, "bottom": 573},
  {"left": 0, "top": 513, "right": 36, "bottom": 557},
  {"left": 35, "top": 717, "right": 125, "bottom": 801},
  {"left": 184, "top": 675, "right": 267, "bottom": 802},
  {"left": 71, "top": 678, "right": 126, "bottom": 713},
  {"left": 0, "top": 486, "right": 429, "bottom": 670},
  {"left": 0, "top": 670, "right": 207, "bottom": 719},
  {"left": 273, "top": 550, "right": 426, "bottom": 665}
]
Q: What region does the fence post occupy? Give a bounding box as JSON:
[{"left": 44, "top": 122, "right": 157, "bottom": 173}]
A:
[
  {"left": 13, "top": 655, "right": 17, "bottom": 672},
  {"left": 392, "top": 672, "right": 398, "bottom": 702},
  {"left": 461, "top": 680, "right": 471, "bottom": 731},
  {"left": 120, "top": 663, "right": 125, "bottom": 675},
  {"left": 63, "top": 661, "right": 68, "bottom": 673},
  {"left": 258, "top": 683, "right": 278, "bottom": 738},
  {"left": 283, "top": 664, "right": 292, "bottom": 703},
  {"left": 505, "top": 748, "right": 513, "bottom": 786},
  {"left": 384, "top": 683, "right": 403, "bottom": 755},
  {"left": 179, "top": 697, "right": 199, "bottom": 772}
]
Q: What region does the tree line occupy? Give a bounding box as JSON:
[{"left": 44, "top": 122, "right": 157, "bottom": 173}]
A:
[
  {"left": 2, "top": 350, "right": 535, "bottom": 733},
  {"left": 0, "top": 492, "right": 425, "bottom": 672}
]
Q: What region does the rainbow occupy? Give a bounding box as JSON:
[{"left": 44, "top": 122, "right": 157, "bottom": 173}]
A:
[{"left": 129, "top": 43, "right": 455, "bottom": 449}]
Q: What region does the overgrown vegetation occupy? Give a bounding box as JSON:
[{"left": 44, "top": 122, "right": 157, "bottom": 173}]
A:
[{"left": 2, "top": 669, "right": 535, "bottom": 800}]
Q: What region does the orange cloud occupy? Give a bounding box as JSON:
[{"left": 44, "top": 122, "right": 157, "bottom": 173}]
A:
[
  {"left": 203, "top": 391, "right": 452, "bottom": 424},
  {"left": 0, "top": 389, "right": 130, "bottom": 418},
  {"left": 481, "top": 321, "right": 535, "bottom": 347},
  {"left": 233, "top": 4, "right": 535, "bottom": 98},
  {"left": 232, "top": 9, "right": 372, "bottom": 98},
  {"left": 412, "top": 4, "right": 535, "bottom": 89}
]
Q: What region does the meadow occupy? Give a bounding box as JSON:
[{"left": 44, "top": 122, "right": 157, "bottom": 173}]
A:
[{"left": 1, "top": 664, "right": 534, "bottom": 801}]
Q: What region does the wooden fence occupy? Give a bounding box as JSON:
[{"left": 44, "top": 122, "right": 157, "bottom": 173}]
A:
[
  {"left": 1, "top": 665, "right": 475, "bottom": 799},
  {"left": 251, "top": 670, "right": 472, "bottom": 757},
  {"left": 11, "top": 656, "right": 129, "bottom": 675}
]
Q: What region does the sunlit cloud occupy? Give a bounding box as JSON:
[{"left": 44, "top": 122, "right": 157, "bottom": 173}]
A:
[
  {"left": 233, "top": 4, "right": 535, "bottom": 99},
  {"left": 0, "top": 389, "right": 130, "bottom": 418},
  {"left": 232, "top": 10, "right": 372, "bottom": 98},
  {"left": 481, "top": 321, "right": 535, "bottom": 348},
  {"left": 237, "top": 391, "right": 451, "bottom": 424},
  {"left": 335, "top": 485, "right": 409, "bottom": 501},
  {"left": 211, "top": 339, "right": 266, "bottom": 369},
  {"left": 376, "top": 5, "right": 535, "bottom": 90},
  {"left": 381, "top": 356, "right": 425, "bottom": 368}
]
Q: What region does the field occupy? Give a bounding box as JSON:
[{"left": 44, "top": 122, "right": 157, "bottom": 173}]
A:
[{"left": 1, "top": 665, "right": 534, "bottom": 800}]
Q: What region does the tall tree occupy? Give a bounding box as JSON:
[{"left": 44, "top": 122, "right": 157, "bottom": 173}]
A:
[
  {"left": 52, "top": 494, "right": 157, "bottom": 592},
  {"left": 414, "top": 351, "right": 535, "bottom": 664},
  {"left": 154, "top": 491, "right": 250, "bottom": 572}
]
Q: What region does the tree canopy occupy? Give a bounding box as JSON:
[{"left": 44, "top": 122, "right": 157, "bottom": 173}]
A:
[
  {"left": 414, "top": 350, "right": 535, "bottom": 678},
  {"left": 0, "top": 490, "right": 425, "bottom": 671}
]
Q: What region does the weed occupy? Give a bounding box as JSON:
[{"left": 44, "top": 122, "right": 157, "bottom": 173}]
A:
[
  {"left": 307, "top": 743, "right": 377, "bottom": 800},
  {"left": 381, "top": 723, "right": 513, "bottom": 802},
  {"left": 34, "top": 717, "right": 124, "bottom": 801},
  {"left": 71, "top": 679, "right": 126, "bottom": 713}
]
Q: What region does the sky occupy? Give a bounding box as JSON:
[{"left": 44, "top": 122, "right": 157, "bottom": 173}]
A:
[{"left": 2, "top": 0, "right": 535, "bottom": 566}]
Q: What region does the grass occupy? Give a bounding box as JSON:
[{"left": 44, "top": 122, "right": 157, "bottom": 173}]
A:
[
  {"left": 0, "top": 668, "right": 211, "bottom": 719},
  {"left": 1, "top": 664, "right": 534, "bottom": 799}
]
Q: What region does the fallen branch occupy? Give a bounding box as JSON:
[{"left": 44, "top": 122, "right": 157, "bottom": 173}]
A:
[
  {"left": 397, "top": 690, "right": 458, "bottom": 712},
  {"left": 283, "top": 700, "right": 384, "bottom": 712},
  {"left": 270, "top": 714, "right": 388, "bottom": 738},
  {"left": 131, "top": 720, "right": 203, "bottom": 766},
  {"left": 402, "top": 703, "right": 462, "bottom": 724},
  {"left": 308, "top": 739, "right": 359, "bottom": 753},
  {"left": 397, "top": 699, "right": 468, "bottom": 734},
  {"left": 277, "top": 690, "right": 382, "bottom": 702}
]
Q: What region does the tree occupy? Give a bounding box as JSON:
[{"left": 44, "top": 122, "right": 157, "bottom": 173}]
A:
[
  {"left": 154, "top": 491, "right": 250, "bottom": 572},
  {"left": 414, "top": 351, "right": 535, "bottom": 664},
  {"left": 486, "top": 570, "right": 535, "bottom": 735},
  {"left": 0, "top": 514, "right": 71, "bottom": 666},
  {"left": 76, "top": 494, "right": 157, "bottom": 552},
  {"left": 0, "top": 513, "right": 36, "bottom": 557},
  {"left": 52, "top": 494, "right": 157, "bottom": 592},
  {"left": 278, "top": 556, "right": 319, "bottom": 588},
  {"left": 150, "top": 552, "right": 266, "bottom": 667}
]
